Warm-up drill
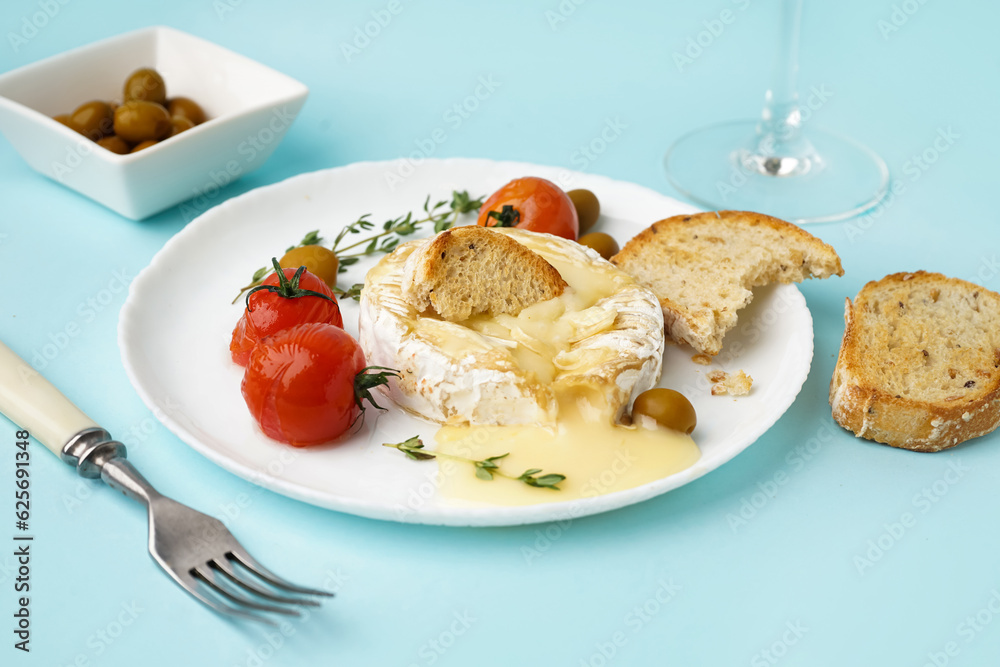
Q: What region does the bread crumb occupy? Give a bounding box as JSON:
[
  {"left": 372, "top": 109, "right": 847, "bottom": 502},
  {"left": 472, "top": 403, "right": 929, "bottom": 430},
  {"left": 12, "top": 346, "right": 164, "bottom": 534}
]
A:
[
  {"left": 691, "top": 354, "right": 713, "bottom": 365},
  {"left": 710, "top": 370, "right": 754, "bottom": 396}
]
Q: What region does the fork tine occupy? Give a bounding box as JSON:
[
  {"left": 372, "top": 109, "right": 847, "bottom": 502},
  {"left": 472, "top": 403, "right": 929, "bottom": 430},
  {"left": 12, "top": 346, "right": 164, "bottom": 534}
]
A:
[
  {"left": 228, "top": 548, "right": 334, "bottom": 597},
  {"left": 192, "top": 565, "right": 301, "bottom": 617},
  {"left": 175, "top": 573, "right": 278, "bottom": 626},
  {"left": 211, "top": 558, "right": 320, "bottom": 607}
]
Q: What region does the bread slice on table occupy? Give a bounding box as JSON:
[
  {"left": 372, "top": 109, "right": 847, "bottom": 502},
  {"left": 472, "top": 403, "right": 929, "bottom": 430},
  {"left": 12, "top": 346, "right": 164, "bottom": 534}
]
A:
[
  {"left": 401, "top": 226, "right": 567, "bottom": 322},
  {"left": 610, "top": 210, "right": 843, "bottom": 356},
  {"left": 830, "top": 271, "right": 1000, "bottom": 452}
]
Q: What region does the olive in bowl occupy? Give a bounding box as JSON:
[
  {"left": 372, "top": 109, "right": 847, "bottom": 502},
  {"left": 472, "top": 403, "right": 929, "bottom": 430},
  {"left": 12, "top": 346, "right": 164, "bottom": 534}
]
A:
[
  {"left": 68, "top": 100, "right": 115, "bottom": 141},
  {"left": 0, "top": 25, "right": 309, "bottom": 219},
  {"left": 123, "top": 68, "right": 167, "bottom": 105},
  {"left": 114, "top": 101, "right": 172, "bottom": 143}
]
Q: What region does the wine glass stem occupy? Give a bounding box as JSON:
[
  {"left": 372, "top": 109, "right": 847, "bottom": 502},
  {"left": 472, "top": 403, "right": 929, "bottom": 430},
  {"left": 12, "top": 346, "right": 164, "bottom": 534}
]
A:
[{"left": 760, "top": 0, "right": 803, "bottom": 144}]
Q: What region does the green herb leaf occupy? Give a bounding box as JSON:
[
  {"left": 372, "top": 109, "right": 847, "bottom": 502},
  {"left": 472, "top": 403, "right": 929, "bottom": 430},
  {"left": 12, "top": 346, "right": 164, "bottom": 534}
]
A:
[
  {"left": 451, "top": 190, "right": 485, "bottom": 214},
  {"left": 518, "top": 470, "right": 566, "bottom": 490},
  {"left": 332, "top": 283, "right": 363, "bottom": 301},
  {"left": 387, "top": 436, "right": 436, "bottom": 461},
  {"left": 300, "top": 230, "right": 322, "bottom": 246}
]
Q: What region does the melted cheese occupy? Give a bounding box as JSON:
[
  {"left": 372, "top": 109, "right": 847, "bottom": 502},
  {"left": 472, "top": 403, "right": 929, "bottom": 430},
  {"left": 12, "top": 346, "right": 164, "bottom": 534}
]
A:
[{"left": 434, "top": 389, "right": 700, "bottom": 505}]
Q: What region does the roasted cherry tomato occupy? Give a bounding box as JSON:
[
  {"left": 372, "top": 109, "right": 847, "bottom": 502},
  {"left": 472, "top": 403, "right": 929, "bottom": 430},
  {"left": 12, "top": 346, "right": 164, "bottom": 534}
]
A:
[
  {"left": 476, "top": 177, "right": 579, "bottom": 240},
  {"left": 241, "top": 322, "right": 398, "bottom": 446},
  {"left": 230, "top": 261, "right": 342, "bottom": 366}
]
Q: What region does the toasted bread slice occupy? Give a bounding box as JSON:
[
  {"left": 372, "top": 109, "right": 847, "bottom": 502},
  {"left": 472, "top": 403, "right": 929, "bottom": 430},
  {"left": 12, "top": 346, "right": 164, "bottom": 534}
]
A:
[
  {"left": 401, "top": 226, "right": 567, "bottom": 322},
  {"left": 611, "top": 210, "right": 843, "bottom": 355},
  {"left": 830, "top": 271, "right": 1000, "bottom": 452}
]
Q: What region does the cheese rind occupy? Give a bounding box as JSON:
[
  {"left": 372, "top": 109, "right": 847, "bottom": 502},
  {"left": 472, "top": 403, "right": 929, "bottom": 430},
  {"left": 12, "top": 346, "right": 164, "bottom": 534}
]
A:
[{"left": 359, "top": 228, "right": 665, "bottom": 426}]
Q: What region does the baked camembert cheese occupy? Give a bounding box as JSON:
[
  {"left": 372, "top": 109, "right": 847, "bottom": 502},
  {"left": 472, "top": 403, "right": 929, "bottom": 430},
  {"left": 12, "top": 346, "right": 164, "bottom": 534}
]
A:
[
  {"left": 360, "top": 227, "right": 664, "bottom": 425},
  {"left": 359, "top": 227, "right": 700, "bottom": 505}
]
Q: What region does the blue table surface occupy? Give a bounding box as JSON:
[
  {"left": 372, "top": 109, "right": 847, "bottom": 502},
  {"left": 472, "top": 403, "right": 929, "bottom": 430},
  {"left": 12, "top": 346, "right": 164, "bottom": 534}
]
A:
[{"left": 2, "top": 1, "right": 999, "bottom": 665}]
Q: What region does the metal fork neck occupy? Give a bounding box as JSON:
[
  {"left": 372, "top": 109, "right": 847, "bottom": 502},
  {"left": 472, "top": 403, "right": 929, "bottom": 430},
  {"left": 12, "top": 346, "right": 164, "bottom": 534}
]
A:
[
  {"left": 60, "top": 427, "right": 159, "bottom": 506},
  {"left": 101, "top": 459, "right": 159, "bottom": 506}
]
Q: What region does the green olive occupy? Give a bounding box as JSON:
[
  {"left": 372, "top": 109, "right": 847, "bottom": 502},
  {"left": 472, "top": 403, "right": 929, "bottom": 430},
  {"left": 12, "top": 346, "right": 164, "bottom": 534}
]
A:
[
  {"left": 169, "top": 116, "right": 195, "bottom": 137},
  {"left": 167, "top": 97, "right": 206, "bottom": 125},
  {"left": 280, "top": 246, "right": 340, "bottom": 289},
  {"left": 114, "top": 101, "right": 172, "bottom": 143},
  {"left": 567, "top": 189, "right": 600, "bottom": 233},
  {"left": 97, "top": 135, "right": 131, "bottom": 155},
  {"left": 631, "top": 388, "right": 697, "bottom": 435},
  {"left": 578, "top": 232, "right": 619, "bottom": 260},
  {"left": 130, "top": 139, "right": 159, "bottom": 153},
  {"left": 123, "top": 68, "right": 167, "bottom": 105},
  {"left": 68, "top": 100, "right": 115, "bottom": 141}
]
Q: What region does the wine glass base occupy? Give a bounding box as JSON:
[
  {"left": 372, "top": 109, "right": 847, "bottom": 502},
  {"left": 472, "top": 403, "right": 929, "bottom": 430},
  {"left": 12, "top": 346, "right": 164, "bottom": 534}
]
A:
[{"left": 664, "top": 120, "right": 889, "bottom": 224}]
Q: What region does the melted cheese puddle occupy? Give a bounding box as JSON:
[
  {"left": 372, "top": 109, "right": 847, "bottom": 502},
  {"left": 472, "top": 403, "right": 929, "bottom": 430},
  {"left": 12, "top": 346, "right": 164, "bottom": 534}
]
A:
[{"left": 432, "top": 390, "right": 700, "bottom": 506}]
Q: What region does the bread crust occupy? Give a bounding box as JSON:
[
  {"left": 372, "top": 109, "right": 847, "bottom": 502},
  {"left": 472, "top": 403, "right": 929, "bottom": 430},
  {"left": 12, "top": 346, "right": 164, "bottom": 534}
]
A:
[
  {"left": 829, "top": 271, "right": 1000, "bottom": 452},
  {"left": 611, "top": 210, "right": 843, "bottom": 355}
]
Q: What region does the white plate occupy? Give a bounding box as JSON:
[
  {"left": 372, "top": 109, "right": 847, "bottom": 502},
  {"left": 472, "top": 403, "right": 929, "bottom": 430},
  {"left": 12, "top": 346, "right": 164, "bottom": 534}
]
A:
[{"left": 119, "top": 158, "right": 813, "bottom": 526}]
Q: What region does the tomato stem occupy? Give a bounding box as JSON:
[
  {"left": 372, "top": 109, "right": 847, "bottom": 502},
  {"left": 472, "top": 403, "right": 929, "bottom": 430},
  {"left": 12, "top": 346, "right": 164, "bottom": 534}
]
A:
[
  {"left": 353, "top": 366, "right": 402, "bottom": 412},
  {"left": 485, "top": 204, "right": 521, "bottom": 228},
  {"left": 245, "top": 258, "right": 336, "bottom": 311}
]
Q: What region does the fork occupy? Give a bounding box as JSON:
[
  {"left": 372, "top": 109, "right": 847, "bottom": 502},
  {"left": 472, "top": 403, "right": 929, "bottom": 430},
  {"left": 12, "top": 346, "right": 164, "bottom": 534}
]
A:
[{"left": 0, "top": 341, "right": 331, "bottom": 624}]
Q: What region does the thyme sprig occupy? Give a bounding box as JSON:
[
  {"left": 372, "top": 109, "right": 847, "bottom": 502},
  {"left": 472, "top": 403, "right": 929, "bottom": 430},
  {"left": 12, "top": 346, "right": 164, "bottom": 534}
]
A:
[
  {"left": 383, "top": 436, "right": 566, "bottom": 490},
  {"left": 332, "top": 283, "right": 364, "bottom": 301},
  {"left": 231, "top": 191, "right": 483, "bottom": 304},
  {"left": 333, "top": 190, "right": 485, "bottom": 266}
]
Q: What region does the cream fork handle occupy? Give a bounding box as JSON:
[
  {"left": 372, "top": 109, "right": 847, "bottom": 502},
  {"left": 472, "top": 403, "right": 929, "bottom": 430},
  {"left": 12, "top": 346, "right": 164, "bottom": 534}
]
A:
[{"left": 0, "top": 340, "right": 99, "bottom": 457}]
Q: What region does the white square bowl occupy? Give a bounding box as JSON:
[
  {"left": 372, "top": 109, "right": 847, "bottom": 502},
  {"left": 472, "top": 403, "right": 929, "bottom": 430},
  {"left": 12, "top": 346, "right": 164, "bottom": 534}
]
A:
[{"left": 0, "top": 26, "right": 308, "bottom": 220}]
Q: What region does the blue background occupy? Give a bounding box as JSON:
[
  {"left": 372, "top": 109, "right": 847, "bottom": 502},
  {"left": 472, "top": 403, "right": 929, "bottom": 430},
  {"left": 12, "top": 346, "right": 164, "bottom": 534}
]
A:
[{"left": 2, "top": 1, "right": 999, "bottom": 665}]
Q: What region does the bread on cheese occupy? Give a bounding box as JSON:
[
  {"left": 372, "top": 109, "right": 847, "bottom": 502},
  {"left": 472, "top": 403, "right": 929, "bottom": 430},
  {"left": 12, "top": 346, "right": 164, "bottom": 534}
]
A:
[
  {"left": 830, "top": 271, "right": 1000, "bottom": 452},
  {"left": 611, "top": 210, "right": 843, "bottom": 356},
  {"left": 359, "top": 228, "right": 664, "bottom": 426},
  {"left": 401, "top": 225, "right": 567, "bottom": 322}
]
